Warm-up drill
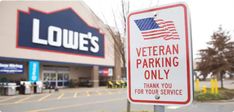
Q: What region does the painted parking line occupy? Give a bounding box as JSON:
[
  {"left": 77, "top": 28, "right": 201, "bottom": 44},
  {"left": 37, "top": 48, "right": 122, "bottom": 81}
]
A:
[
  {"left": 14, "top": 95, "right": 34, "bottom": 103},
  {"left": 86, "top": 91, "right": 90, "bottom": 96},
  {"left": 27, "top": 98, "right": 125, "bottom": 112},
  {"left": 107, "top": 90, "right": 112, "bottom": 95},
  {"left": 96, "top": 90, "right": 102, "bottom": 96},
  {"left": 166, "top": 106, "right": 181, "bottom": 109},
  {"left": 117, "top": 90, "right": 122, "bottom": 94},
  {"left": 103, "top": 89, "right": 113, "bottom": 95},
  {"left": 38, "top": 94, "right": 51, "bottom": 102},
  {"left": 57, "top": 93, "right": 64, "bottom": 100},
  {"left": 0, "top": 96, "right": 17, "bottom": 103},
  {"left": 73, "top": 92, "right": 78, "bottom": 98}
]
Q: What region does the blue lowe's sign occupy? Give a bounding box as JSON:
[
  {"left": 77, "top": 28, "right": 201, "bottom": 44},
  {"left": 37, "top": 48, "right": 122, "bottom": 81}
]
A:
[
  {"left": 29, "top": 61, "right": 40, "bottom": 82},
  {"left": 17, "top": 8, "right": 104, "bottom": 58}
]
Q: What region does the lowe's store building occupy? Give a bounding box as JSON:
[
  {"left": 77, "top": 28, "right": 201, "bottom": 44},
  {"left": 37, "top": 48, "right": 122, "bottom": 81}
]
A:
[{"left": 0, "top": 1, "right": 122, "bottom": 88}]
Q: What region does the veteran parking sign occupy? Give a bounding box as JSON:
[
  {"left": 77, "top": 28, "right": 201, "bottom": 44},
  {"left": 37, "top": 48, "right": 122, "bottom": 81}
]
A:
[{"left": 127, "top": 3, "right": 193, "bottom": 105}]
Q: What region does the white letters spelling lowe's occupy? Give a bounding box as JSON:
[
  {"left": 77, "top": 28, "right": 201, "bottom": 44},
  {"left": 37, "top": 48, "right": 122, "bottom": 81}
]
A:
[{"left": 32, "top": 18, "right": 99, "bottom": 53}]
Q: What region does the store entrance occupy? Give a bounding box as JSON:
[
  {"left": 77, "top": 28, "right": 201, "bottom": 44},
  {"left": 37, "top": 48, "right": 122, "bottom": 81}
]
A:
[{"left": 43, "top": 71, "right": 69, "bottom": 88}]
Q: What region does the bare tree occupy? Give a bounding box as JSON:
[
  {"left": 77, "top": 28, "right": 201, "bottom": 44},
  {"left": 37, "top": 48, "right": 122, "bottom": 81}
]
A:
[
  {"left": 86, "top": 0, "right": 130, "bottom": 111},
  {"left": 104, "top": 0, "right": 129, "bottom": 79},
  {"left": 104, "top": 1, "right": 130, "bottom": 112}
]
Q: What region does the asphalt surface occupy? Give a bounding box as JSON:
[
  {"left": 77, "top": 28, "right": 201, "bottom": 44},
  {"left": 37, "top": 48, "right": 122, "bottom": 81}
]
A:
[{"left": 0, "top": 83, "right": 233, "bottom": 112}]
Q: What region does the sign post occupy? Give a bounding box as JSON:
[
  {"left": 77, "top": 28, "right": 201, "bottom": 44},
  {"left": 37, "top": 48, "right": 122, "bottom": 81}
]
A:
[
  {"left": 154, "top": 105, "right": 165, "bottom": 112},
  {"left": 127, "top": 2, "right": 193, "bottom": 107}
]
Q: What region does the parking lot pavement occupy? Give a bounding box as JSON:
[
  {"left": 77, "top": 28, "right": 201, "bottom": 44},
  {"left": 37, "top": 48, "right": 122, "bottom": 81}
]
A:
[
  {"left": 0, "top": 86, "right": 234, "bottom": 112},
  {"left": 0, "top": 87, "right": 126, "bottom": 106}
]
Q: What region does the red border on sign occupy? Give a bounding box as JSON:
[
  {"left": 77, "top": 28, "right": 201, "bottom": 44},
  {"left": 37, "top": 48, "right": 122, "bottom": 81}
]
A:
[{"left": 127, "top": 3, "right": 191, "bottom": 104}]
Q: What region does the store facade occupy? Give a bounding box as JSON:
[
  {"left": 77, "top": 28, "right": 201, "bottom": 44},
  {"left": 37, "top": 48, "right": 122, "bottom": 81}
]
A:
[{"left": 0, "top": 1, "right": 121, "bottom": 88}]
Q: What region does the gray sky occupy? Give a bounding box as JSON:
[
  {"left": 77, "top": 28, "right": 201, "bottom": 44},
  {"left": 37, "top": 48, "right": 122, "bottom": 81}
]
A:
[{"left": 83, "top": 0, "right": 234, "bottom": 59}]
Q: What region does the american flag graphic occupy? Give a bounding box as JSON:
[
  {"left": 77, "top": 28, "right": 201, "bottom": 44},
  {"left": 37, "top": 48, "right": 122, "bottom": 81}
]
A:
[{"left": 134, "top": 17, "right": 179, "bottom": 40}]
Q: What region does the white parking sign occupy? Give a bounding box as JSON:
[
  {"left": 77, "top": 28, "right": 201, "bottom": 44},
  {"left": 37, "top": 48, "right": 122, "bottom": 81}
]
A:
[{"left": 127, "top": 3, "right": 193, "bottom": 105}]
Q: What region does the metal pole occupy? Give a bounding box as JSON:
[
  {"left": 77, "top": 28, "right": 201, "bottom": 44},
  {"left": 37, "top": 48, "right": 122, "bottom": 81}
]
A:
[
  {"left": 154, "top": 105, "right": 165, "bottom": 112},
  {"left": 0, "top": 83, "right": 2, "bottom": 95},
  {"left": 127, "top": 99, "right": 131, "bottom": 112}
]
